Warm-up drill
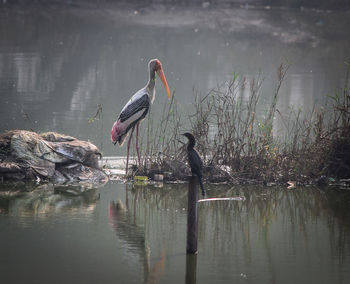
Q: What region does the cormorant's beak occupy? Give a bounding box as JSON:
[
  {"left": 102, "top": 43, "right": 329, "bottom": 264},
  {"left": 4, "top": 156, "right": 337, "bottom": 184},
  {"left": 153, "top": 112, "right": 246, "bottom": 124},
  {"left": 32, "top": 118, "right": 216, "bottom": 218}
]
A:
[{"left": 157, "top": 68, "right": 171, "bottom": 99}]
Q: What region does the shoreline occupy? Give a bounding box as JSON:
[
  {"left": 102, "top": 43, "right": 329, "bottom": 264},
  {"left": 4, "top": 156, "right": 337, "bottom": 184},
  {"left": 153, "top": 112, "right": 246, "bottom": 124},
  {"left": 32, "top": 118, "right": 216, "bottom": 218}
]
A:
[{"left": 100, "top": 156, "right": 350, "bottom": 189}]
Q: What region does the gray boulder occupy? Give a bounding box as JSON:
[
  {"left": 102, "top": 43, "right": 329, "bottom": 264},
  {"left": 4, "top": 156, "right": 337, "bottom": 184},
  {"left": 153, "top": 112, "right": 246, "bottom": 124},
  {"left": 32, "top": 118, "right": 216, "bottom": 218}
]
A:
[{"left": 0, "top": 130, "right": 108, "bottom": 183}]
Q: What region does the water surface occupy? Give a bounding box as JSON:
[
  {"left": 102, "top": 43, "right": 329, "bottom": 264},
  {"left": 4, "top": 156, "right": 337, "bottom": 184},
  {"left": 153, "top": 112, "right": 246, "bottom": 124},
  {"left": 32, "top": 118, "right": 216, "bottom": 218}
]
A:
[
  {"left": 0, "top": 4, "right": 350, "bottom": 155},
  {"left": 1, "top": 181, "right": 350, "bottom": 283}
]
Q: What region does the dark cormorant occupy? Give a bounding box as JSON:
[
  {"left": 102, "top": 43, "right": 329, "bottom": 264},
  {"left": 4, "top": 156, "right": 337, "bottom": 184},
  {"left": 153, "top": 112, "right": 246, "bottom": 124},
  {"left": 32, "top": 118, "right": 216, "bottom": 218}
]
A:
[{"left": 182, "top": 132, "right": 205, "bottom": 197}]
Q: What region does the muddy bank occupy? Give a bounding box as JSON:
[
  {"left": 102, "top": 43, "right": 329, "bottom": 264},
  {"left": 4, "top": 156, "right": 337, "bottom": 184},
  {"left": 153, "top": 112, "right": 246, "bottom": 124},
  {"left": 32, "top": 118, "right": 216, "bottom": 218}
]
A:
[{"left": 102, "top": 156, "right": 350, "bottom": 189}]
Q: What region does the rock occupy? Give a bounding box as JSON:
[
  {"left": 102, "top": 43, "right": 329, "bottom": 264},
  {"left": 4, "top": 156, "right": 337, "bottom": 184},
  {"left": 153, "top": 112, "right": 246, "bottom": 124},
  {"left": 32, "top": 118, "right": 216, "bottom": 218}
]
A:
[
  {"left": 0, "top": 162, "right": 22, "bottom": 173},
  {"left": 154, "top": 174, "right": 164, "bottom": 182},
  {"left": 206, "top": 165, "right": 232, "bottom": 183},
  {"left": 0, "top": 130, "right": 108, "bottom": 183},
  {"left": 0, "top": 162, "right": 26, "bottom": 180},
  {"left": 49, "top": 139, "right": 100, "bottom": 168},
  {"left": 57, "top": 162, "right": 108, "bottom": 182},
  {"left": 162, "top": 159, "right": 189, "bottom": 181},
  {"left": 316, "top": 175, "right": 328, "bottom": 186},
  {"left": 40, "top": 132, "right": 76, "bottom": 142}
]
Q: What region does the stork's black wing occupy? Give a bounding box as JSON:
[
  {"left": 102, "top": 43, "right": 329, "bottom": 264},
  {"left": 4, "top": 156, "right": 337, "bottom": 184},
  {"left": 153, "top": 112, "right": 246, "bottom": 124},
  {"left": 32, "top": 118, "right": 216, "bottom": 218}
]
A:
[{"left": 119, "top": 94, "right": 150, "bottom": 123}]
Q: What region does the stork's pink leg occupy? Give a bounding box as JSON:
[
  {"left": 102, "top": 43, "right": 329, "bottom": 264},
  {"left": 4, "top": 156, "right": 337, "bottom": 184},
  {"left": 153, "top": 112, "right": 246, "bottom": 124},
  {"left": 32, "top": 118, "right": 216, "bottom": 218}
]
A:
[
  {"left": 125, "top": 127, "right": 135, "bottom": 176},
  {"left": 136, "top": 122, "right": 141, "bottom": 167}
]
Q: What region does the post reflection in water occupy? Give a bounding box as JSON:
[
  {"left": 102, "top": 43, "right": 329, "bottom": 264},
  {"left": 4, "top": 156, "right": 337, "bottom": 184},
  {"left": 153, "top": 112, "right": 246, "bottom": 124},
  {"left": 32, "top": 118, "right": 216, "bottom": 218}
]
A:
[
  {"left": 185, "top": 254, "right": 197, "bottom": 284},
  {"left": 105, "top": 183, "right": 350, "bottom": 283},
  {"left": 1, "top": 181, "right": 350, "bottom": 283},
  {"left": 108, "top": 183, "right": 167, "bottom": 283}
]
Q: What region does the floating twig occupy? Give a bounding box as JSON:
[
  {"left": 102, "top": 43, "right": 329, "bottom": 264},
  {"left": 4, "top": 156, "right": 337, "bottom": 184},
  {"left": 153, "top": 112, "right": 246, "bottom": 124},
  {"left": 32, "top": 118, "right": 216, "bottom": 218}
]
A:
[{"left": 198, "top": 197, "right": 246, "bottom": 202}]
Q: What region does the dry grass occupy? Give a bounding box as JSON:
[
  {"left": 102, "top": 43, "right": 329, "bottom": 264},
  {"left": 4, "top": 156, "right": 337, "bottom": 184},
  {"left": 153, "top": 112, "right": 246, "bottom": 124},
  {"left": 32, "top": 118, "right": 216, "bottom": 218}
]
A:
[{"left": 134, "top": 62, "right": 350, "bottom": 184}]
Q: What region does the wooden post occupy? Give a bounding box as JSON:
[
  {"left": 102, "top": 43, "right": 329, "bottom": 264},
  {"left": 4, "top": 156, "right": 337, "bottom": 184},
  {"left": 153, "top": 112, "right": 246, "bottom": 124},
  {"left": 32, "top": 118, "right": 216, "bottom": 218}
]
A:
[
  {"left": 187, "top": 176, "right": 198, "bottom": 254},
  {"left": 185, "top": 254, "right": 197, "bottom": 284}
]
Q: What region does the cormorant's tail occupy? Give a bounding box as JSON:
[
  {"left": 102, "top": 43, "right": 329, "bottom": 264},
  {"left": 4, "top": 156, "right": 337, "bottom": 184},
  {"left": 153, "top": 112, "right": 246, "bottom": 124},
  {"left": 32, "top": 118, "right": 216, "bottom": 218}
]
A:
[{"left": 199, "top": 176, "right": 205, "bottom": 197}]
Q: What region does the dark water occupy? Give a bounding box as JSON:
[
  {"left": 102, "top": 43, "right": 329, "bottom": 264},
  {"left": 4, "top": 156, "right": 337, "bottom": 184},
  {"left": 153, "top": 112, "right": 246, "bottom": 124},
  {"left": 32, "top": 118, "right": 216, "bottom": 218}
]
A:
[
  {"left": 1, "top": 4, "right": 350, "bottom": 155},
  {"left": 1, "top": 181, "right": 350, "bottom": 283}
]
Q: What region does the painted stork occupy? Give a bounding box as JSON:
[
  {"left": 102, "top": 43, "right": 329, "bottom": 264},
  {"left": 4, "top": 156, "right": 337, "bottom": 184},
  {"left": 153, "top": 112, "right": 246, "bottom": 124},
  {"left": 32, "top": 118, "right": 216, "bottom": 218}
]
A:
[
  {"left": 182, "top": 133, "right": 205, "bottom": 196},
  {"left": 111, "top": 59, "right": 171, "bottom": 175}
]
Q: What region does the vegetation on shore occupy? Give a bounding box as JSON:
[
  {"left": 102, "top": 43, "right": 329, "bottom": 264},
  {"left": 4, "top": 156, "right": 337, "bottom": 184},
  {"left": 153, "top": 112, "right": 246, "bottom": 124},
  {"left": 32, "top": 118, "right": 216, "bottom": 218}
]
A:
[{"left": 132, "top": 62, "right": 350, "bottom": 186}]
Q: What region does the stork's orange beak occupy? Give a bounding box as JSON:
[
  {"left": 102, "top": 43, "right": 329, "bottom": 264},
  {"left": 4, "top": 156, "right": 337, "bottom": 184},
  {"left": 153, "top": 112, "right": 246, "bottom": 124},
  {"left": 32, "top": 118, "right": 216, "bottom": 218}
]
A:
[{"left": 157, "top": 68, "right": 171, "bottom": 99}]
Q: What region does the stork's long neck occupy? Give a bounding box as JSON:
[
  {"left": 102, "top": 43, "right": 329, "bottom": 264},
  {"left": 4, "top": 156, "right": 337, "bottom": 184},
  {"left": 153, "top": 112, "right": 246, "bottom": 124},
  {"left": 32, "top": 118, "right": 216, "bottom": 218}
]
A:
[{"left": 146, "top": 67, "right": 156, "bottom": 103}]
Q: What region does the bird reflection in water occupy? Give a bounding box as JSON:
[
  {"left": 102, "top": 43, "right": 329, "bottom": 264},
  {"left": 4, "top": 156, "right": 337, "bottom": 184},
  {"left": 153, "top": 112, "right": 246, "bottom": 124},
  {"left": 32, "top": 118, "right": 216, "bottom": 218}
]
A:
[{"left": 108, "top": 184, "right": 166, "bottom": 283}]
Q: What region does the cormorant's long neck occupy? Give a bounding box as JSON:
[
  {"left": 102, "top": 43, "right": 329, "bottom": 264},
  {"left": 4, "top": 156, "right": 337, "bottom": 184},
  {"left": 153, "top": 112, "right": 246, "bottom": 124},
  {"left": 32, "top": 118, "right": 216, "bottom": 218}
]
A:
[
  {"left": 146, "top": 67, "right": 156, "bottom": 103},
  {"left": 187, "top": 138, "right": 196, "bottom": 150}
]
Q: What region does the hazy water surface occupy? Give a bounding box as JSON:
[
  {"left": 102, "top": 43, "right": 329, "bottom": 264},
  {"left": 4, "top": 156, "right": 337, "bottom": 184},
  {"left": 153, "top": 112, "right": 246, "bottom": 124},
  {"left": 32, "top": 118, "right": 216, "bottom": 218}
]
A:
[
  {"left": 0, "top": 4, "right": 350, "bottom": 156},
  {"left": 1, "top": 181, "right": 350, "bottom": 283}
]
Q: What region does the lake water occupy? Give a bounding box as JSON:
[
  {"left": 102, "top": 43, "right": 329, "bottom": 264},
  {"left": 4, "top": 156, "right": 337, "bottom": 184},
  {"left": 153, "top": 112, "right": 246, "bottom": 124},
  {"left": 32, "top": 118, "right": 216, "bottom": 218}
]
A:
[
  {"left": 1, "top": 181, "right": 350, "bottom": 283},
  {"left": 1, "top": 5, "right": 350, "bottom": 282},
  {"left": 1, "top": 3, "right": 350, "bottom": 156}
]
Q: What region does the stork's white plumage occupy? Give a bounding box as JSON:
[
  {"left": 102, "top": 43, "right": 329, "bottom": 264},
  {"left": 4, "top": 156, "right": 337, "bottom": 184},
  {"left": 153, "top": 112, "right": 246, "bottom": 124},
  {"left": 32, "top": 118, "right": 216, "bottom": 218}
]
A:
[{"left": 111, "top": 59, "right": 170, "bottom": 175}]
